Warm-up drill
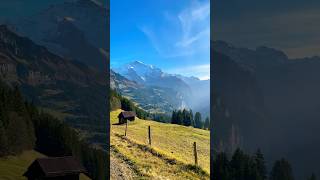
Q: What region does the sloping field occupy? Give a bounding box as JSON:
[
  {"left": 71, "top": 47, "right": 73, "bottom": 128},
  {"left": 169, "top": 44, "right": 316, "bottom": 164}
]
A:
[{"left": 111, "top": 109, "right": 210, "bottom": 179}]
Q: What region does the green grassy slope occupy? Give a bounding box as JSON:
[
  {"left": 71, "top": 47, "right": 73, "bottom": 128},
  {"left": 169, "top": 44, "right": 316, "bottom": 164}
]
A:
[
  {"left": 0, "top": 150, "right": 91, "bottom": 180},
  {"left": 111, "top": 109, "right": 210, "bottom": 179}
]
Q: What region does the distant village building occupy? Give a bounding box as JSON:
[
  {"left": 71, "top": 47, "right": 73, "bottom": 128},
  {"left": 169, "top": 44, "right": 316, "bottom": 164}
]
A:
[
  {"left": 23, "top": 156, "right": 87, "bottom": 180},
  {"left": 118, "top": 111, "right": 136, "bottom": 124}
]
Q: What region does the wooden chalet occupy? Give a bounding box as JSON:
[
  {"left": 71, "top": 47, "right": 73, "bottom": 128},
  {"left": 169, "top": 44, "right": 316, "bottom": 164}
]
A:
[
  {"left": 23, "top": 156, "right": 87, "bottom": 180},
  {"left": 118, "top": 111, "right": 136, "bottom": 124}
]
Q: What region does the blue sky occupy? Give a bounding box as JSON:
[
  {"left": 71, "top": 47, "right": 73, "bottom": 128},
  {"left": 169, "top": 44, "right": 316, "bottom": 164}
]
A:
[
  {"left": 111, "top": 0, "right": 210, "bottom": 80},
  {"left": 213, "top": 0, "right": 320, "bottom": 58}
]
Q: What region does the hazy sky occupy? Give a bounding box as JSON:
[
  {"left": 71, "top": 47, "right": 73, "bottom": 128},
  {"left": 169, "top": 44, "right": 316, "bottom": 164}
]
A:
[
  {"left": 213, "top": 0, "right": 320, "bottom": 58},
  {"left": 0, "top": 0, "right": 69, "bottom": 20},
  {"left": 0, "top": 0, "right": 107, "bottom": 21},
  {"left": 111, "top": 0, "right": 210, "bottom": 80}
]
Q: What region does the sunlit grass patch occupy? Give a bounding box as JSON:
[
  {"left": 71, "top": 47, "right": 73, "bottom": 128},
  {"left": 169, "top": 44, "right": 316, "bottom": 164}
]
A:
[{"left": 110, "top": 109, "right": 210, "bottom": 179}]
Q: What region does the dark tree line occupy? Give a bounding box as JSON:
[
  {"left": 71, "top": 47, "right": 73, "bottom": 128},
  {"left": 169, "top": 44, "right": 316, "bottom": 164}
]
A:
[
  {"left": 171, "top": 109, "right": 194, "bottom": 126},
  {"left": 213, "top": 149, "right": 267, "bottom": 180},
  {"left": 0, "top": 81, "right": 108, "bottom": 180},
  {"left": 213, "top": 148, "right": 316, "bottom": 180},
  {"left": 151, "top": 113, "right": 171, "bottom": 123},
  {"left": 171, "top": 109, "right": 210, "bottom": 130},
  {"left": 30, "top": 108, "right": 108, "bottom": 180},
  {"left": 0, "top": 84, "right": 35, "bottom": 156}
]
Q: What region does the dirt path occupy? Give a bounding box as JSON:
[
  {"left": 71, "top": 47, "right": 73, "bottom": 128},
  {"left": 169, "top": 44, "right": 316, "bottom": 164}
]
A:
[{"left": 110, "top": 148, "right": 138, "bottom": 180}]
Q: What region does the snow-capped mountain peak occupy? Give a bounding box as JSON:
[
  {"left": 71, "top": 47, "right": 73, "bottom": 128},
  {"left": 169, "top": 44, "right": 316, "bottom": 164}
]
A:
[
  {"left": 112, "top": 60, "right": 210, "bottom": 116},
  {"left": 114, "top": 61, "right": 163, "bottom": 82}
]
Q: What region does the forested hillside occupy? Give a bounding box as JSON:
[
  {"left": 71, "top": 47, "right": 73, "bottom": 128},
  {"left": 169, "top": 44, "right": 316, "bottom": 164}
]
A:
[
  {"left": 0, "top": 80, "right": 108, "bottom": 179},
  {"left": 110, "top": 88, "right": 150, "bottom": 120},
  {"left": 110, "top": 69, "right": 183, "bottom": 114},
  {"left": 0, "top": 24, "right": 107, "bottom": 131}
]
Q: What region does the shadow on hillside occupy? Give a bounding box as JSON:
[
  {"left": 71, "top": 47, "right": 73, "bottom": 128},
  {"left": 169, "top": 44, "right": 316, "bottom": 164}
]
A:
[{"left": 112, "top": 123, "right": 125, "bottom": 125}]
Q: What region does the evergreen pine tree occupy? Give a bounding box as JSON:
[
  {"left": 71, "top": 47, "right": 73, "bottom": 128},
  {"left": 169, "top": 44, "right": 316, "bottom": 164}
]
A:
[
  {"left": 308, "top": 173, "right": 316, "bottom": 180},
  {"left": 0, "top": 120, "right": 8, "bottom": 156},
  {"left": 182, "top": 109, "right": 188, "bottom": 126},
  {"left": 254, "top": 149, "right": 267, "bottom": 180},
  {"left": 171, "top": 110, "right": 177, "bottom": 124},
  {"left": 204, "top": 117, "right": 210, "bottom": 130},
  {"left": 177, "top": 110, "right": 183, "bottom": 125},
  {"left": 270, "top": 158, "right": 294, "bottom": 180},
  {"left": 230, "top": 148, "right": 247, "bottom": 180},
  {"left": 11, "top": 86, "right": 25, "bottom": 114},
  {"left": 194, "top": 112, "right": 202, "bottom": 128},
  {"left": 213, "top": 152, "right": 231, "bottom": 180},
  {"left": 190, "top": 110, "right": 194, "bottom": 127}
]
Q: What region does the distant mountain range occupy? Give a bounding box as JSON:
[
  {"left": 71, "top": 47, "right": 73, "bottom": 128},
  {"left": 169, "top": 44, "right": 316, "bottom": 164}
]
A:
[
  {"left": 212, "top": 40, "right": 320, "bottom": 179},
  {"left": 112, "top": 61, "right": 210, "bottom": 116},
  {"left": 7, "top": 0, "right": 109, "bottom": 70},
  {"left": 110, "top": 69, "right": 183, "bottom": 113}
]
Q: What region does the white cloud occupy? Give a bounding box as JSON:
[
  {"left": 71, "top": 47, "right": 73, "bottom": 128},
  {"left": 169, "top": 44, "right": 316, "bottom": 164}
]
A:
[
  {"left": 199, "top": 76, "right": 210, "bottom": 80},
  {"left": 166, "top": 64, "right": 210, "bottom": 80},
  {"left": 177, "top": 0, "right": 210, "bottom": 48},
  {"left": 140, "top": 0, "right": 210, "bottom": 58},
  {"left": 139, "top": 25, "right": 196, "bottom": 58},
  {"left": 140, "top": 26, "right": 163, "bottom": 55},
  {"left": 176, "top": 27, "right": 209, "bottom": 47}
]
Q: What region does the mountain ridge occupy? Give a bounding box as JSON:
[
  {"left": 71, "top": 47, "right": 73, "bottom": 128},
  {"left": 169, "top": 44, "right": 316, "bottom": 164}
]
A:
[
  {"left": 8, "top": 0, "right": 109, "bottom": 70},
  {"left": 213, "top": 40, "right": 320, "bottom": 179},
  {"left": 112, "top": 61, "right": 210, "bottom": 116},
  {"left": 0, "top": 24, "right": 107, "bottom": 127},
  {"left": 110, "top": 69, "right": 185, "bottom": 114}
]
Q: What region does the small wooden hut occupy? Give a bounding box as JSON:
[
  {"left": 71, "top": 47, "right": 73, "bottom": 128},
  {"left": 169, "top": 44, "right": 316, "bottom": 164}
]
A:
[
  {"left": 118, "top": 111, "right": 136, "bottom": 124},
  {"left": 23, "top": 156, "right": 87, "bottom": 180}
]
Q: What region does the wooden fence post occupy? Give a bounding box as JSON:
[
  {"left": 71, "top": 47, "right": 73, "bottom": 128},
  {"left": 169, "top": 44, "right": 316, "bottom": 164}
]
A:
[
  {"left": 193, "top": 142, "right": 198, "bottom": 165},
  {"left": 148, "top": 126, "right": 151, "bottom": 146},
  {"left": 125, "top": 120, "right": 128, "bottom": 136}
]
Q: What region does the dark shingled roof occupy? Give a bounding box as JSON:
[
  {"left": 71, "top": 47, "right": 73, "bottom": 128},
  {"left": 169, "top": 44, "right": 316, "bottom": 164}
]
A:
[
  {"left": 118, "top": 111, "right": 136, "bottom": 118},
  {"left": 24, "top": 156, "right": 86, "bottom": 177}
]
